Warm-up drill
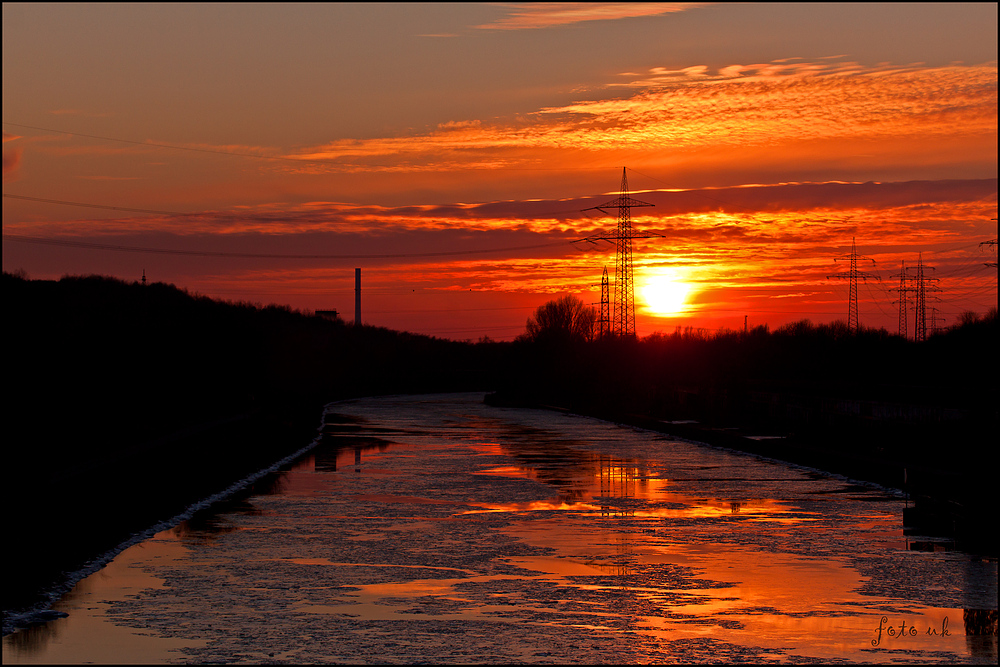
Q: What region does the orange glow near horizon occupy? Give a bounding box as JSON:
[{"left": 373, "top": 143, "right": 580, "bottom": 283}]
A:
[
  {"left": 3, "top": 6, "right": 997, "bottom": 340},
  {"left": 4, "top": 189, "right": 995, "bottom": 339}
]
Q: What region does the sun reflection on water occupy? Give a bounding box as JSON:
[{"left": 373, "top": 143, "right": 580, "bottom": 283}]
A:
[
  {"left": 4, "top": 395, "right": 994, "bottom": 665},
  {"left": 470, "top": 454, "right": 813, "bottom": 523}
]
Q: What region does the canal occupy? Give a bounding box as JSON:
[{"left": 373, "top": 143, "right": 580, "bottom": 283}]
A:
[{"left": 3, "top": 393, "right": 996, "bottom": 663}]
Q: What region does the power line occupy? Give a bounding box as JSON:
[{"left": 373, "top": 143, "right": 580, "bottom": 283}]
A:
[
  {"left": 2, "top": 192, "right": 615, "bottom": 231},
  {"left": 625, "top": 166, "right": 796, "bottom": 221},
  {"left": 3, "top": 122, "right": 315, "bottom": 163},
  {"left": 3, "top": 193, "right": 191, "bottom": 216},
  {"left": 362, "top": 305, "right": 536, "bottom": 315},
  {"left": 2, "top": 233, "right": 570, "bottom": 260},
  {"left": 864, "top": 279, "right": 895, "bottom": 321}
]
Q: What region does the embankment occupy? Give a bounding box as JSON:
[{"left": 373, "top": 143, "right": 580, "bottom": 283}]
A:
[
  {"left": 5, "top": 401, "right": 324, "bottom": 617},
  {"left": 4, "top": 272, "right": 504, "bottom": 623}
]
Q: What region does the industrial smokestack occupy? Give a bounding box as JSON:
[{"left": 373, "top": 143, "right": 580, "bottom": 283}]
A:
[{"left": 355, "top": 268, "right": 361, "bottom": 326}]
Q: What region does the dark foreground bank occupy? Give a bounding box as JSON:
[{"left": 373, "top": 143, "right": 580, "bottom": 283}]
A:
[
  {"left": 3, "top": 272, "right": 503, "bottom": 627},
  {"left": 4, "top": 404, "right": 323, "bottom": 623}
]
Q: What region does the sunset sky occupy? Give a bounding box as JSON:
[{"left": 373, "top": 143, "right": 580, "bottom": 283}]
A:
[{"left": 3, "top": 3, "right": 997, "bottom": 340}]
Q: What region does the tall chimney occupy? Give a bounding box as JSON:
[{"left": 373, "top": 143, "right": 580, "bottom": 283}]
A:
[{"left": 354, "top": 268, "right": 361, "bottom": 326}]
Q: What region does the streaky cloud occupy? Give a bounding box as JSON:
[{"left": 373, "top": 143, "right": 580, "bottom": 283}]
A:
[
  {"left": 7, "top": 179, "right": 993, "bottom": 240},
  {"left": 282, "top": 61, "right": 997, "bottom": 181},
  {"left": 476, "top": 3, "right": 708, "bottom": 30}
]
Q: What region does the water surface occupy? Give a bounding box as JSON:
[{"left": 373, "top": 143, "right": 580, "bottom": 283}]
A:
[{"left": 4, "top": 393, "right": 996, "bottom": 663}]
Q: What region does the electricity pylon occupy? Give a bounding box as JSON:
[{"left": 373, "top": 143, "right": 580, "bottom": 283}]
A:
[
  {"left": 828, "top": 237, "right": 878, "bottom": 333},
  {"left": 928, "top": 306, "right": 946, "bottom": 336},
  {"left": 590, "top": 265, "right": 611, "bottom": 339},
  {"left": 576, "top": 168, "right": 657, "bottom": 338},
  {"left": 599, "top": 266, "right": 610, "bottom": 338},
  {"left": 890, "top": 260, "right": 915, "bottom": 339},
  {"left": 908, "top": 253, "right": 940, "bottom": 341}
]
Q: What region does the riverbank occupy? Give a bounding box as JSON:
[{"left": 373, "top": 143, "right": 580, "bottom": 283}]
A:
[
  {"left": 4, "top": 401, "right": 326, "bottom": 626},
  {"left": 484, "top": 392, "right": 997, "bottom": 556},
  {"left": 4, "top": 272, "right": 503, "bottom": 628}
]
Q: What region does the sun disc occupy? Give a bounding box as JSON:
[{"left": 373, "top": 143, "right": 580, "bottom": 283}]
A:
[{"left": 641, "top": 274, "right": 691, "bottom": 316}]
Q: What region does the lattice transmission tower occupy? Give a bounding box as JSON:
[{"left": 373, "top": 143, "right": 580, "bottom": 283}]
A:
[
  {"left": 590, "top": 265, "right": 611, "bottom": 339},
  {"left": 599, "top": 266, "right": 610, "bottom": 338},
  {"left": 928, "top": 306, "right": 947, "bottom": 336},
  {"left": 576, "top": 168, "right": 657, "bottom": 338},
  {"left": 828, "top": 237, "right": 878, "bottom": 333},
  {"left": 908, "top": 254, "right": 940, "bottom": 341},
  {"left": 890, "top": 260, "right": 915, "bottom": 339}
]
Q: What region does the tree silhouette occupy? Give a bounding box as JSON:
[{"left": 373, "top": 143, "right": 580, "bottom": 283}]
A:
[{"left": 522, "top": 295, "right": 596, "bottom": 345}]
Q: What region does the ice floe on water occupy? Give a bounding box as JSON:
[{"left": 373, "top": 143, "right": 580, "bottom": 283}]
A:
[{"left": 3, "top": 393, "right": 996, "bottom": 664}]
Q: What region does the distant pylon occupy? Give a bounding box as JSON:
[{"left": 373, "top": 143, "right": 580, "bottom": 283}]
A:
[
  {"left": 928, "top": 306, "right": 946, "bottom": 336},
  {"left": 599, "top": 266, "right": 610, "bottom": 338},
  {"left": 908, "top": 254, "right": 940, "bottom": 342},
  {"left": 577, "top": 168, "right": 657, "bottom": 338},
  {"left": 828, "top": 237, "right": 878, "bottom": 333},
  {"left": 890, "top": 260, "right": 914, "bottom": 339},
  {"left": 914, "top": 255, "right": 926, "bottom": 341}
]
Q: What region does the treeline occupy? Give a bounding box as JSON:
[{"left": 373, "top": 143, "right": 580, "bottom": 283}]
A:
[{"left": 496, "top": 296, "right": 998, "bottom": 423}]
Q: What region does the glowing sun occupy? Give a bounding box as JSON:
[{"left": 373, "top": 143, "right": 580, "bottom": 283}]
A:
[{"left": 640, "top": 272, "right": 692, "bottom": 317}]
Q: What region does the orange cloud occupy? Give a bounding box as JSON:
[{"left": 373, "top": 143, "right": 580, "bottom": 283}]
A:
[
  {"left": 6, "top": 179, "right": 993, "bottom": 239},
  {"left": 539, "top": 63, "right": 998, "bottom": 148},
  {"left": 281, "top": 61, "right": 997, "bottom": 183},
  {"left": 476, "top": 3, "right": 707, "bottom": 30}
]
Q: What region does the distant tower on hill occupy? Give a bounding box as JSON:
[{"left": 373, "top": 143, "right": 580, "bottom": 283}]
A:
[{"left": 141, "top": 269, "right": 146, "bottom": 286}]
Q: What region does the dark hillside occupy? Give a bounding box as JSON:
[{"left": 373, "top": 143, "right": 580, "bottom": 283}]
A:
[{"left": 4, "top": 271, "right": 506, "bottom": 615}]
